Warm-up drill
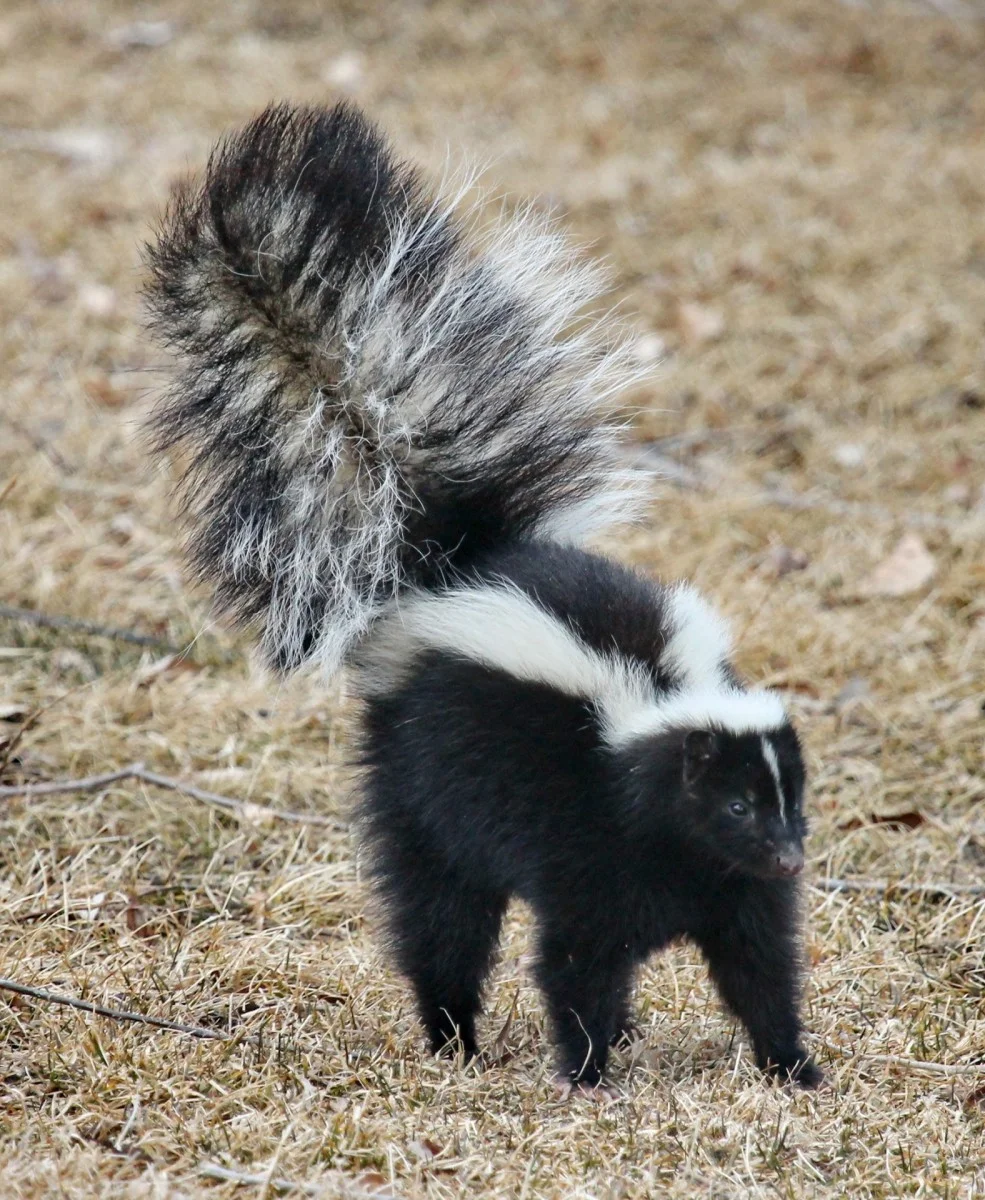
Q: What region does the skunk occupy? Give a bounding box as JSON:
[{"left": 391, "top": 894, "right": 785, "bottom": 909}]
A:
[{"left": 145, "top": 101, "right": 821, "bottom": 1091}]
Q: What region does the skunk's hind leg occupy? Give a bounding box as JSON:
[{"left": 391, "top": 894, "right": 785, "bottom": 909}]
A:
[{"left": 374, "top": 841, "right": 507, "bottom": 1062}]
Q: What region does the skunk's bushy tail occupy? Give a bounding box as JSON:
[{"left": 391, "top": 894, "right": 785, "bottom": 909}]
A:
[{"left": 145, "top": 102, "right": 649, "bottom": 674}]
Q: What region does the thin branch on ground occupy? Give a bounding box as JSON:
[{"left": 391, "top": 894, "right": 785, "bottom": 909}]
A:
[
  {"left": 0, "top": 413, "right": 76, "bottom": 475},
  {"left": 0, "top": 764, "right": 144, "bottom": 798},
  {"left": 0, "top": 602, "right": 180, "bottom": 652},
  {"left": 0, "top": 761, "right": 346, "bottom": 828},
  {"left": 199, "top": 1163, "right": 317, "bottom": 1195},
  {"left": 747, "top": 486, "right": 965, "bottom": 531},
  {"left": 862, "top": 1053, "right": 985, "bottom": 1077},
  {"left": 813, "top": 878, "right": 985, "bottom": 897},
  {"left": 198, "top": 1161, "right": 392, "bottom": 1197},
  {"left": 822, "top": 1039, "right": 985, "bottom": 1077},
  {"left": 631, "top": 446, "right": 969, "bottom": 530},
  {"left": 113, "top": 1098, "right": 142, "bottom": 1154},
  {"left": 0, "top": 977, "right": 235, "bottom": 1042}
]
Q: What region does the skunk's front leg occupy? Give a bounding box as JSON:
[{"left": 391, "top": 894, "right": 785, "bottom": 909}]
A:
[
  {"left": 694, "top": 880, "right": 822, "bottom": 1089},
  {"left": 535, "top": 923, "right": 634, "bottom": 1088}
]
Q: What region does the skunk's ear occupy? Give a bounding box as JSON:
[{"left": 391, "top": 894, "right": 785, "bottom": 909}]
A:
[{"left": 683, "top": 729, "right": 719, "bottom": 782}]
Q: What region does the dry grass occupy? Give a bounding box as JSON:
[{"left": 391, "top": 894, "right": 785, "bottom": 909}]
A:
[{"left": 2, "top": 0, "right": 985, "bottom": 1195}]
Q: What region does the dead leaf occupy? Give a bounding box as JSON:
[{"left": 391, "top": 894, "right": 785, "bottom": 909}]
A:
[
  {"left": 108, "top": 515, "right": 136, "bottom": 544},
  {"left": 133, "top": 654, "right": 200, "bottom": 688},
  {"left": 50, "top": 648, "right": 97, "bottom": 682},
  {"left": 838, "top": 810, "right": 926, "bottom": 832},
  {"left": 943, "top": 482, "right": 971, "bottom": 506},
  {"left": 133, "top": 655, "right": 176, "bottom": 687},
  {"left": 844, "top": 39, "right": 882, "bottom": 76},
  {"left": 677, "top": 301, "right": 724, "bottom": 347},
  {"left": 323, "top": 51, "right": 364, "bottom": 89},
  {"left": 964, "top": 1083, "right": 985, "bottom": 1110},
  {"left": 631, "top": 332, "right": 665, "bottom": 366},
  {"left": 238, "top": 802, "right": 278, "bottom": 828},
  {"left": 28, "top": 128, "right": 124, "bottom": 168},
  {"left": 83, "top": 371, "right": 127, "bottom": 408},
  {"left": 833, "top": 676, "right": 870, "bottom": 711},
  {"left": 78, "top": 283, "right": 117, "bottom": 319},
  {"left": 406, "top": 1137, "right": 455, "bottom": 1175},
  {"left": 124, "top": 896, "right": 158, "bottom": 939},
  {"left": 833, "top": 442, "right": 866, "bottom": 469},
  {"left": 769, "top": 679, "right": 822, "bottom": 698},
  {"left": 354, "top": 1171, "right": 398, "bottom": 1197},
  {"left": 858, "top": 534, "right": 936, "bottom": 598},
  {"left": 769, "top": 545, "right": 810, "bottom": 577},
  {"left": 106, "top": 19, "right": 175, "bottom": 49}
]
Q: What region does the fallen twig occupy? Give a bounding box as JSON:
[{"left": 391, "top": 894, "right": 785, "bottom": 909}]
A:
[
  {"left": 0, "top": 414, "right": 75, "bottom": 474},
  {"left": 863, "top": 1056, "right": 983, "bottom": 1084},
  {"left": 199, "top": 1161, "right": 393, "bottom": 1197},
  {"left": 0, "top": 977, "right": 232, "bottom": 1042},
  {"left": 742, "top": 487, "right": 967, "bottom": 531},
  {"left": 629, "top": 446, "right": 970, "bottom": 531},
  {"left": 0, "top": 764, "right": 144, "bottom": 798},
  {"left": 864, "top": 1052, "right": 985, "bottom": 1077},
  {"left": 813, "top": 877, "right": 985, "bottom": 898},
  {"left": 822, "top": 1039, "right": 985, "bottom": 1078},
  {"left": 0, "top": 761, "right": 345, "bottom": 828},
  {"left": 114, "top": 1097, "right": 141, "bottom": 1154},
  {"left": 199, "top": 1163, "right": 320, "bottom": 1195},
  {"left": 0, "top": 602, "right": 180, "bottom": 652}
]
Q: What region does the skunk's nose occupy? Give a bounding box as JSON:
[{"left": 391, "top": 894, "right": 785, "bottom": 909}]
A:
[{"left": 774, "top": 846, "right": 804, "bottom": 877}]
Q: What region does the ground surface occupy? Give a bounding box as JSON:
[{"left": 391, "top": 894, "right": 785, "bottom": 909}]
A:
[{"left": 2, "top": 1, "right": 985, "bottom": 1196}]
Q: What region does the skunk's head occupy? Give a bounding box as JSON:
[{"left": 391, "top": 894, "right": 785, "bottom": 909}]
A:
[{"left": 679, "top": 723, "right": 807, "bottom": 880}]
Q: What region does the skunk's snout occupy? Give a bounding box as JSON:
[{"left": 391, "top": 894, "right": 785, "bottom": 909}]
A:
[{"left": 774, "top": 845, "right": 805, "bottom": 877}]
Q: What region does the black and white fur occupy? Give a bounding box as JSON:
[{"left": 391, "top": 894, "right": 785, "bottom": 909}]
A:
[{"left": 145, "top": 102, "right": 821, "bottom": 1091}]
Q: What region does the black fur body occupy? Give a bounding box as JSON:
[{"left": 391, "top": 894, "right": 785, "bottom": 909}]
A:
[
  {"left": 145, "top": 101, "right": 821, "bottom": 1091},
  {"left": 359, "top": 542, "right": 820, "bottom": 1088}
]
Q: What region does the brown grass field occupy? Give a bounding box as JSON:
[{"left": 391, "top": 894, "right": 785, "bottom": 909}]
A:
[{"left": 3, "top": 0, "right": 985, "bottom": 1195}]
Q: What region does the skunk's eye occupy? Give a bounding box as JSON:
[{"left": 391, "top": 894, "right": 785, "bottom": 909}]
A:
[{"left": 728, "top": 800, "right": 749, "bottom": 817}]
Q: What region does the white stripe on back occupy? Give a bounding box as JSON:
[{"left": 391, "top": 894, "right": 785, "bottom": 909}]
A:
[
  {"left": 361, "top": 582, "right": 788, "bottom": 748},
  {"left": 661, "top": 582, "right": 733, "bottom": 690}
]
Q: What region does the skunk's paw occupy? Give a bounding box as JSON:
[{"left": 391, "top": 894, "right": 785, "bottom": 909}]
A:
[
  {"left": 762, "top": 1052, "right": 824, "bottom": 1090},
  {"left": 552, "top": 1076, "right": 620, "bottom": 1102}
]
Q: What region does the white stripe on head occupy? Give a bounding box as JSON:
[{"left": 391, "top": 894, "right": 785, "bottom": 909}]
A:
[
  {"left": 609, "top": 686, "right": 788, "bottom": 747},
  {"left": 661, "top": 583, "right": 733, "bottom": 690},
  {"left": 761, "top": 736, "right": 786, "bottom": 824}
]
